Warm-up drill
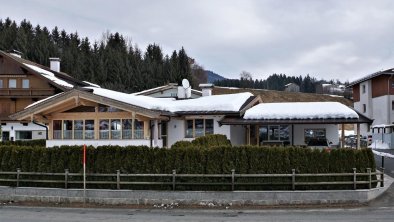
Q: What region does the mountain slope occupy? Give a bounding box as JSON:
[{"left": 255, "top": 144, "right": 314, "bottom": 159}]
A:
[{"left": 206, "top": 70, "right": 226, "bottom": 83}]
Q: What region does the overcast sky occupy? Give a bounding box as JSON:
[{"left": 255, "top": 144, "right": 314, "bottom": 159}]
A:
[{"left": 1, "top": 0, "right": 394, "bottom": 81}]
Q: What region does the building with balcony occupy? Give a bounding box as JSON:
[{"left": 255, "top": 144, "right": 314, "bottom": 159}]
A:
[{"left": 0, "top": 50, "right": 90, "bottom": 141}]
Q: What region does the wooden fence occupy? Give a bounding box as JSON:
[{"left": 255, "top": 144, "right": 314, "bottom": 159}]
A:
[{"left": 0, "top": 168, "right": 385, "bottom": 191}]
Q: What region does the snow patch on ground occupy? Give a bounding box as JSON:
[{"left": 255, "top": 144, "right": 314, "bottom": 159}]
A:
[{"left": 369, "top": 140, "right": 390, "bottom": 149}]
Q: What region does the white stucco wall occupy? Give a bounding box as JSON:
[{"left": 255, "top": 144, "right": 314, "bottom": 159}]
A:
[
  {"left": 1, "top": 122, "right": 46, "bottom": 141},
  {"left": 230, "top": 125, "right": 246, "bottom": 145},
  {"left": 46, "top": 139, "right": 162, "bottom": 148},
  {"left": 166, "top": 115, "right": 232, "bottom": 147},
  {"left": 293, "top": 124, "right": 339, "bottom": 146}
]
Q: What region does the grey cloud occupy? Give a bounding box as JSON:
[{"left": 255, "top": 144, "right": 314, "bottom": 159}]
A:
[{"left": 1, "top": 0, "right": 394, "bottom": 81}]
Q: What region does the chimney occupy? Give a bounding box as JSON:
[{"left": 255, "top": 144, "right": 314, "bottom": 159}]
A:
[
  {"left": 49, "top": 58, "right": 61, "bottom": 72},
  {"left": 199, "top": 83, "right": 214, "bottom": 96},
  {"left": 9, "top": 49, "right": 22, "bottom": 58}
]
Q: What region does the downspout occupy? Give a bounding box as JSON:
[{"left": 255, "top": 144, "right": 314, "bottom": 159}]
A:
[
  {"left": 388, "top": 74, "right": 394, "bottom": 126},
  {"left": 32, "top": 121, "right": 48, "bottom": 140}
]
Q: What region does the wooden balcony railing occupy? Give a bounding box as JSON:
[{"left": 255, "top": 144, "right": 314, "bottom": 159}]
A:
[{"left": 0, "top": 88, "right": 55, "bottom": 97}]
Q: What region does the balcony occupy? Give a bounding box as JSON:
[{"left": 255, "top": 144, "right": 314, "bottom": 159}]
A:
[{"left": 0, "top": 88, "right": 55, "bottom": 98}]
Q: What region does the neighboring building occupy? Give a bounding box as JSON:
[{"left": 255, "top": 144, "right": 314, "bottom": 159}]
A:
[
  {"left": 132, "top": 83, "right": 202, "bottom": 98},
  {"left": 284, "top": 83, "right": 300, "bottom": 92},
  {"left": 0, "top": 50, "right": 90, "bottom": 141},
  {"left": 11, "top": 84, "right": 371, "bottom": 148},
  {"left": 349, "top": 68, "right": 394, "bottom": 136},
  {"left": 316, "top": 83, "right": 346, "bottom": 96}
]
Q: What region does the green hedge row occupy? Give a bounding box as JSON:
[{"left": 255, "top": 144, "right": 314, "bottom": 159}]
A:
[
  {"left": 171, "top": 134, "right": 231, "bottom": 148},
  {"left": 0, "top": 145, "right": 376, "bottom": 190},
  {"left": 0, "top": 139, "right": 46, "bottom": 147}
]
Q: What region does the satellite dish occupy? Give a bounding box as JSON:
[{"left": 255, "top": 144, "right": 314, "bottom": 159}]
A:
[{"left": 182, "top": 79, "right": 190, "bottom": 89}]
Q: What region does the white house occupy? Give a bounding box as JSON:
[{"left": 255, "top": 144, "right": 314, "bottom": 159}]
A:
[
  {"left": 349, "top": 68, "right": 394, "bottom": 136},
  {"left": 11, "top": 81, "right": 371, "bottom": 148}
]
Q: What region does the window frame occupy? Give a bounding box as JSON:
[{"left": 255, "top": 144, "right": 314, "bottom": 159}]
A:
[
  {"left": 185, "top": 118, "right": 214, "bottom": 138},
  {"left": 22, "top": 79, "right": 29, "bottom": 88},
  {"left": 8, "top": 79, "right": 17, "bottom": 88}
]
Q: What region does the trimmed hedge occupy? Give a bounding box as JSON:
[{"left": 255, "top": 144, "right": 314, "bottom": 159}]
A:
[
  {"left": 1, "top": 139, "right": 46, "bottom": 147},
  {"left": 171, "top": 134, "right": 231, "bottom": 148},
  {"left": 0, "top": 145, "right": 376, "bottom": 190}
]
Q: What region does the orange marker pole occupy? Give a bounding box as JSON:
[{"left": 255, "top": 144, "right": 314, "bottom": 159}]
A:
[{"left": 83, "top": 144, "right": 86, "bottom": 205}]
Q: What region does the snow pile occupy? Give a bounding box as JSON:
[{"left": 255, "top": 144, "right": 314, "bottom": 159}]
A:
[
  {"left": 24, "top": 63, "right": 74, "bottom": 88},
  {"left": 372, "top": 150, "right": 394, "bottom": 158},
  {"left": 244, "top": 102, "right": 358, "bottom": 120},
  {"left": 369, "top": 140, "right": 390, "bottom": 149},
  {"left": 88, "top": 87, "right": 253, "bottom": 112}
]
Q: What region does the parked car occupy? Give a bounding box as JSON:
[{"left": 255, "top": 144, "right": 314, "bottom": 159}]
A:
[{"left": 307, "top": 139, "right": 332, "bottom": 150}]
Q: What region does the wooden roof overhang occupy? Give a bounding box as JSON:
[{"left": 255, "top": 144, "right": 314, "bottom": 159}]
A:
[
  {"left": 219, "top": 115, "right": 373, "bottom": 126},
  {"left": 10, "top": 89, "right": 169, "bottom": 121}
]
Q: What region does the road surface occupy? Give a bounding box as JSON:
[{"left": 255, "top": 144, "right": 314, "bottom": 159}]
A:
[{"left": 1, "top": 205, "right": 394, "bottom": 222}]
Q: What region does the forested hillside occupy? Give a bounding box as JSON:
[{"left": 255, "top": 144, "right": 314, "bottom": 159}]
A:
[
  {"left": 214, "top": 73, "right": 346, "bottom": 93},
  {"left": 0, "top": 18, "right": 202, "bottom": 92}
]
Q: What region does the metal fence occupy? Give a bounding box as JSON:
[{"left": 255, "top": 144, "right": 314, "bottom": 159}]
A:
[{"left": 0, "top": 168, "right": 384, "bottom": 191}]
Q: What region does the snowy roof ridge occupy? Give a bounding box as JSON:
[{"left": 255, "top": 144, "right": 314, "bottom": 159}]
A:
[
  {"left": 244, "top": 102, "right": 358, "bottom": 120},
  {"left": 87, "top": 87, "right": 253, "bottom": 113},
  {"left": 23, "top": 63, "right": 74, "bottom": 88}
]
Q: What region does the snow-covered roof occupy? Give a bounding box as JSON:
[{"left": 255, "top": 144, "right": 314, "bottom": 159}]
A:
[
  {"left": 24, "top": 63, "right": 74, "bottom": 88},
  {"left": 371, "top": 124, "right": 394, "bottom": 128},
  {"left": 82, "top": 81, "right": 100, "bottom": 88},
  {"left": 89, "top": 87, "right": 253, "bottom": 113},
  {"left": 25, "top": 93, "right": 65, "bottom": 109},
  {"left": 244, "top": 102, "right": 358, "bottom": 120}
]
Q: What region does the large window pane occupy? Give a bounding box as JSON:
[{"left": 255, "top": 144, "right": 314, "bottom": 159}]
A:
[
  {"left": 269, "top": 125, "right": 279, "bottom": 141},
  {"left": 85, "top": 120, "right": 94, "bottom": 139},
  {"left": 63, "top": 120, "right": 73, "bottom": 139},
  {"left": 22, "top": 79, "right": 29, "bottom": 88},
  {"left": 280, "top": 125, "right": 289, "bottom": 141},
  {"left": 111, "top": 119, "right": 121, "bottom": 139},
  {"left": 304, "top": 128, "right": 326, "bottom": 143},
  {"left": 185, "top": 120, "right": 193, "bottom": 138},
  {"left": 100, "top": 119, "right": 109, "bottom": 139},
  {"left": 74, "top": 120, "right": 83, "bottom": 139},
  {"left": 53, "top": 120, "right": 62, "bottom": 139},
  {"left": 195, "top": 119, "right": 204, "bottom": 137},
  {"left": 8, "top": 79, "right": 16, "bottom": 88},
  {"left": 134, "top": 120, "right": 144, "bottom": 139},
  {"left": 205, "top": 119, "right": 214, "bottom": 135},
  {"left": 122, "top": 119, "right": 132, "bottom": 139},
  {"left": 16, "top": 131, "right": 32, "bottom": 140},
  {"left": 259, "top": 126, "right": 268, "bottom": 144}
]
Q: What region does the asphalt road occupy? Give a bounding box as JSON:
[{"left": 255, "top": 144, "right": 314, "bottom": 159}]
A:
[{"left": 1, "top": 206, "right": 394, "bottom": 222}]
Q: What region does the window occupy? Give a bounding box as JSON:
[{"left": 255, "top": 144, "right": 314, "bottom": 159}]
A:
[
  {"left": 122, "top": 119, "right": 132, "bottom": 139},
  {"left": 392, "top": 101, "right": 394, "bottom": 111},
  {"left": 259, "top": 125, "right": 289, "bottom": 144},
  {"left": 0, "top": 79, "right": 3, "bottom": 88},
  {"left": 74, "top": 120, "right": 83, "bottom": 139},
  {"left": 99, "top": 119, "right": 109, "bottom": 139},
  {"left": 362, "top": 84, "right": 366, "bottom": 94},
  {"left": 8, "top": 79, "right": 16, "bottom": 88},
  {"left": 304, "top": 129, "right": 326, "bottom": 144},
  {"left": 22, "top": 79, "right": 29, "bottom": 88},
  {"left": 53, "top": 120, "right": 62, "bottom": 139},
  {"left": 85, "top": 120, "right": 95, "bottom": 139},
  {"left": 185, "top": 119, "right": 214, "bottom": 138},
  {"left": 363, "top": 104, "right": 366, "bottom": 113},
  {"left": 16, "top": 131, "right": 32, "bottom": 140},
  {"left": 111, "top": 119, "right": 121, "bottom": 139},
  {"left": 134, "top": 120, "right": 144, "bottom": 139},
  {"left": 63, "top": 120, "right": 73, "bottom": 139}
]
